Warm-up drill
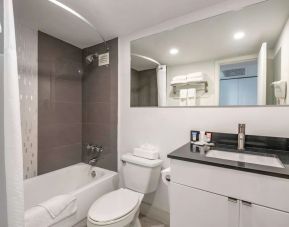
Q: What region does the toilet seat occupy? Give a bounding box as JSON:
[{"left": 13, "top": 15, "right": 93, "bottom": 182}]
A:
[{"left": 88, "top": 188, "right": 141, "bottom": 225}]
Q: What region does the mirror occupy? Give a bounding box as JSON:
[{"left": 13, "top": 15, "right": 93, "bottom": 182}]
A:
[{"left": 130, "top": 0, "right": 289, "bottom": 107}]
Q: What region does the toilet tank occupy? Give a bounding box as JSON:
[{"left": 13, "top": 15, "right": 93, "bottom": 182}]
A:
[{"left": 121, "top": 153, "right": 163, "bottom": 194}]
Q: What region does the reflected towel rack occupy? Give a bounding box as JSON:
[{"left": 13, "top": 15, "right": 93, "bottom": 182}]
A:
[{"left": 171, "top": 81, "right": 208, "bottom": 94}]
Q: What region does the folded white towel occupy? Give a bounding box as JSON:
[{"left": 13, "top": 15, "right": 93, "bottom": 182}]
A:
[
  {"left": 187, "top": 72, "right": 205, "bottom": 79},
  {"left": 172, "top": 75, "right": 186, "bottom": 82},
  {"left": 25, "top": 195, "right": 77, "bottom": 227},
  {"left": 187, "top": 72, "right": 206, "bottom": 83},
  {"left": 187, "top": 88, "right": 197, "bottom": 98},
  {"left": 25, "top": 206, "right": 50, "bottom": 227},
  {"left": 187, "top": 88, "right": 197, "bottom": 106},
  {"left": 179, "top": 99, "right": 187, "bottom": 106},
  {"left": 179, "top": 89, "right": 188, "bottom": 99},
  {"left": 171, "top": 75, "right": 187, "bottom": 85},
  {"left": 133, "top": 144, "right": 159, "bottom": 160},
  {"left": 179, "top": 89, "right": 188, "bottom": 106},
  {"left": 38, "top": 194, "right": 76, "bottom": 219}
]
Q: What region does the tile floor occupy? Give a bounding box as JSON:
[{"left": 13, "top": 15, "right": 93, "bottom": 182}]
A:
[
  {"left": 139, "top": 216, "right": 168, "bottom": 227},
  {"left": 84, "top": 215, "right": 168, "bottom": 227}
]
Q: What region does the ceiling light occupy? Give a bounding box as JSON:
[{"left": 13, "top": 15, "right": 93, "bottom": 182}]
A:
[
  {"left": 234, "top": 31, "right": 245, "bottom": 40},
  {"left": 48, "top": 0, "right": 95, "bottom": 29},
  {"left": 170, "top": 48, "right": 179, "bottom": 55}
]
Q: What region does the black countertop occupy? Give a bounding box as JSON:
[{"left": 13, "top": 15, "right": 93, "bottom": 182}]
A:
[{"left": 168, "top": 143, "right": 289, "bottom": 179}]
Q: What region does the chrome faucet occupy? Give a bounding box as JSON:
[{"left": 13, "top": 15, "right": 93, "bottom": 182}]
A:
[
  {"left": 86, "top": 144, "right": 104, "bottom": 166},
  {"left": 88, "top": 158, "right": 98, "bottom": 166},
  {"left": 238, "top": 124, "right": 246, "bottom": 151}
]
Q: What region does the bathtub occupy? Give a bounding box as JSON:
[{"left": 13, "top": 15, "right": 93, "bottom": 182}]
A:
[{"left": 24, "top": 163, "right": 118, "bottom": 227}]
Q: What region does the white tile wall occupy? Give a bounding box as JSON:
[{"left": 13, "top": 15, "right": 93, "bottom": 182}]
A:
[{"left": 15, "top": 22, "right": 38, "bottom": 179}]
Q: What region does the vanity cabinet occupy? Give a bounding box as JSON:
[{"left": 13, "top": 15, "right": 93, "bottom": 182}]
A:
[
  {"left": 240, "top": 202, "right": 289, "bottom": 227},
  {"left": 170, "top": 160, "right": 289, "bottom": 227},
  {"left": 170, "top": 183, "right": 239, "bottom": 227}
]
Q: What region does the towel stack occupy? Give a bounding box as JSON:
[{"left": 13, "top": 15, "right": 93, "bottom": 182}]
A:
[
  {"left": 170, "top": 72, "right": 206, "bottom": 106},
  {"left": 171, "top": 72, "right": 206, "bottom": 86},
  {"left": 170, "top": 75, "right": 187, "bottom": 85},
  {"left": 133, "top": 144, "right": 159, "bottom": 160},
  {"left": 187, "top": 72, "right": 206, "bottom": 83}
]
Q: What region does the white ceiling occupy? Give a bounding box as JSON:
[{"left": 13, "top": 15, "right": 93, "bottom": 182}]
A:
[
  {"left": 131, "top": 56, "right": 159, "bottom": 72},
  {"left": 13, "top": 0, "right": 227, "bottom": 49},
  {"left": 131, "top": 0, "right": 289, "bottom": 68}
]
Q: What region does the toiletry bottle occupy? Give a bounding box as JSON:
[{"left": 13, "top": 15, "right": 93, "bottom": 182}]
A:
[
  {"left": 205, "top": 132, "right": 212, "bottom": 143},
  {"left": 200, "top": 131, "right": 206, "bottom": 143},
  {"left": 191, "top": 131, "right": 199, "bottom": 142}
]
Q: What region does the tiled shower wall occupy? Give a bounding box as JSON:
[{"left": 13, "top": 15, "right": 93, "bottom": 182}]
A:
[
  {"left": 38, "top": 32, "right": 83, "bottom": 175},
  {"left": 131, "top": 68, "right": 158, "bottom": 107},
  {"left": 16, "top": 29, "right": 118, "bottom": 177},
  {"left": 15, "top": 22, "right": 38, "bottom": 179},
  {"left": 82, "top": 39, "right": 118, "bottom": 171}
]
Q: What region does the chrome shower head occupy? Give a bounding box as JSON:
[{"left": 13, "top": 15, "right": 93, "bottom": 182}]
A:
[{"left": 85, "top": 53, "right": 98, "bottom": 64}]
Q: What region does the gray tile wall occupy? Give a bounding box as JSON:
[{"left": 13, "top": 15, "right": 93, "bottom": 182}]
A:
[
  {"left": 82, "top": 38, "right": 118, "bottom": 171},
  {"left": 131, "top": 68, "right": 158, "bottom": 107},
  {"left": 38, "top": 33, "right": 118, "bottom": 174},
  {"left": 38, "top": 32, "right": 83, "bottom": 174}
]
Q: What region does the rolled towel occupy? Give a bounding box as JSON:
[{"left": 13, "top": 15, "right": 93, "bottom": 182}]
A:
[
  {"left": 38, "top": 194, "right": 77, "bottom": 218},
  {"left": 25, "top": 194, "right": 77, "bottom": 227}
]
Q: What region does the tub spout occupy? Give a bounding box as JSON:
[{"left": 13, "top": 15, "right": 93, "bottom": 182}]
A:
[{"left": 88, "top": 158, "right": 97, "bottom": 166}]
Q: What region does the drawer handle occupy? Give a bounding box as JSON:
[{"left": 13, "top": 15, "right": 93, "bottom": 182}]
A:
[
  {"left": 242, "top": 200, "right": 252, "bottom": 207},
  {"left": 228, "top": 197, "right": 238, "bottom": 203}
]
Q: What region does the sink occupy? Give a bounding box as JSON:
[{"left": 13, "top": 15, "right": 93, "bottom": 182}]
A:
[{"left": 206, "top": 150, "right": 284, "bottom": 168}]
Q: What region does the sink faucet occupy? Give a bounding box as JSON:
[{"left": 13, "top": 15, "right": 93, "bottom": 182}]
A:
[{"left": 238, "top": 124, "right": 246, "bottom": 151}]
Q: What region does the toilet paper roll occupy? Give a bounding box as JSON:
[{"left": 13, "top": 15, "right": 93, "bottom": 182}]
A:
[{"left": 161, "top": 168, "right": 171, "bottom": 186}]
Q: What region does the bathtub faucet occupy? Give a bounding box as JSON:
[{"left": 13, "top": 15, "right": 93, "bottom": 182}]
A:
[
  {"left": 88, "top": 158, "right": 98, "bottom": 166},
  {"left": 86, "top": 144, "right": 104, "bottom": 155},
  {"left": 86, "top": 144, "right": 104, "bottom": 166}
]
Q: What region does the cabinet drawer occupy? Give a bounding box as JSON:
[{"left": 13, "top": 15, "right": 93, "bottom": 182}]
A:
[
  {"left": 171, "top": 159, "right": 289, "bottom": 212},
  {"left": 240, "top": 201, "right": 289, "bottom": 227},
  {"left": 170, "top": 182, "right": 239, "bottom": 227}
]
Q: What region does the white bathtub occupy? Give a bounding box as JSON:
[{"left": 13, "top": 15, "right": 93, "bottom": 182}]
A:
[{"left": 24, "top": 163, "right": 118, "bottom": 227}]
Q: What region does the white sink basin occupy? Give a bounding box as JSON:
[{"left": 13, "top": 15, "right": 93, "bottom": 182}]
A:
[{"left": 206, "top": 150, "right": 284, "bottom": 168}]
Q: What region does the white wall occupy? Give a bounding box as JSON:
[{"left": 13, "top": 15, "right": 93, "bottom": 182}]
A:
[
  {"left": 118, "top": 0, "right": 282, "bottom": 215},
  {"left": 167, "top": 60, "right": 216, "bottom": 106},
  {"left": 274, "top": 17, "right": 289, "bottom": 104}
]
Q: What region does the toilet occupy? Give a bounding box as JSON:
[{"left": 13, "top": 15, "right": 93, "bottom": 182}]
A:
[{"left": 87, "top": 153, "right": 163, "bottom": 227}]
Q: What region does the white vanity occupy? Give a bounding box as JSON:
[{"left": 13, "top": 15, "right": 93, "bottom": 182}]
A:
[{"left": 168, "top": 141, "right": 289, "bottom": 227}]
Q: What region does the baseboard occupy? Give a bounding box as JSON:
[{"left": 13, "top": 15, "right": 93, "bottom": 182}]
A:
[{"left": 140, "top": 202, "right": 170, "bottom": 226}]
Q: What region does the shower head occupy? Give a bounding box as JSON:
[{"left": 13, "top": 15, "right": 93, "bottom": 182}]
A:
[{"left": 86, "top": 53, "right": 98, "bottom": 64}]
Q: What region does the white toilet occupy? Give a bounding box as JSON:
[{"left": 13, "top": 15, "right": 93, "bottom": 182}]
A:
[{"left": 87, "top": 153, "right": 163, "bottom": 227}]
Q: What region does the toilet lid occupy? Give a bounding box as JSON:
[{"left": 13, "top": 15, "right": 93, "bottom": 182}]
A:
[{"left": 88, "top": 188, "right": 140, "bottom": 223}]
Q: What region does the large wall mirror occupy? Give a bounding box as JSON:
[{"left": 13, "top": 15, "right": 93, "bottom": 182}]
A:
[{"left": 130, "top": 0, "right": 289, "bottom": 107}]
